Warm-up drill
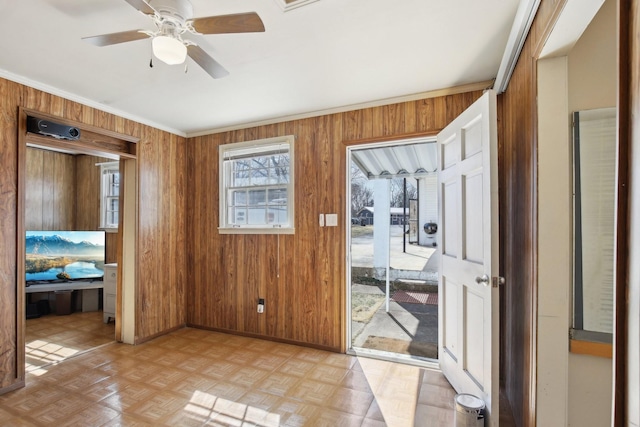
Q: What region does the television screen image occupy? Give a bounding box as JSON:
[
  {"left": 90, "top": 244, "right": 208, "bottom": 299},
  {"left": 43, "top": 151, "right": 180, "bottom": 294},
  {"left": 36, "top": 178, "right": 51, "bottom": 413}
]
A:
[{"left": 25, "top": 231, "right": 106, "bottom": 282}]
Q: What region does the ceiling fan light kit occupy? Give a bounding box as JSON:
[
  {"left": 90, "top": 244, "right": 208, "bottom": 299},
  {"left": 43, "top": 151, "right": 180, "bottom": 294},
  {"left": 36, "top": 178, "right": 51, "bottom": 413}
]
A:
[
  {"left": 152, "top": 35, "right": 187, "bottom": 65},
  {"left": 82, "top": 0, "right": 265, "bottom": 79}
]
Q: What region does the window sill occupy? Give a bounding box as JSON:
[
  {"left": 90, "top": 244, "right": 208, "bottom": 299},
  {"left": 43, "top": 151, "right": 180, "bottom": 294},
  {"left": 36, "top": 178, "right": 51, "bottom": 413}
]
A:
[
  {"left": 218, "top": 227, "right": 295, "bottom": 235},
  {"left": 569, "top": 339, "right": 612, "bottom": 358},
  {"left": 101, "top": 228, "right": 119, "bottom": 234}
]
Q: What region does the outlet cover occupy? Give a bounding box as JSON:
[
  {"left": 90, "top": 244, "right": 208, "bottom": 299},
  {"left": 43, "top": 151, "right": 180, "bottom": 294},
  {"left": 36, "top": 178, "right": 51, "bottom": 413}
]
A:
[{"left": 326, "top": 214, "right": 338, "bottom": 226}]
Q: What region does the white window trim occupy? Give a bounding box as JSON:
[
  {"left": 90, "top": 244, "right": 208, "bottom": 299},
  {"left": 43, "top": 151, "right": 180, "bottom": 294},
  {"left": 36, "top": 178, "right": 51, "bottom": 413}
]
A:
[
  {"left": 219, "top": 135, "right": 295, "bottom": 234},
  {"left": 98, "top": 161, "right": 120, "bottom": 232}
]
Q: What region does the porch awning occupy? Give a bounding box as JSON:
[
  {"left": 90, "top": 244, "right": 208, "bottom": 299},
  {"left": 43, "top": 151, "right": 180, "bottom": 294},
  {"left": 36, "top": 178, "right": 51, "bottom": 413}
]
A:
[{"left": 351, "top": 141, "right": 437, "bottom": 180}]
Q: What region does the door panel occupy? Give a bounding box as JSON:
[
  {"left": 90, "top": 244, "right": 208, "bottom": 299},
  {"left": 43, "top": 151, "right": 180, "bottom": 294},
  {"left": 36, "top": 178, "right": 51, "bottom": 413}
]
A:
[
  {"left": 464, "top": 171, "right": 484, "bottom": 263},
  {"left": 443, "top": 277, "right": 458, "bottom": 358},
  {"left": 438, "top": 90, "right": 499, "bottom": 425},
  {"left": 442, "top": 180, "right": 458, "bottom": 256}
]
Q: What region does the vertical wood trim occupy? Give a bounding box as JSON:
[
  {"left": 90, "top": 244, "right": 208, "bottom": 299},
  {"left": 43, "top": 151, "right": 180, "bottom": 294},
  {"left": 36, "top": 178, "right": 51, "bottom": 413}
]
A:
[
  {"left": 615, "top": 0, "right": 632, "bottom": 424},
  {"left": 15, "top": 108, "right": 27, "bottom": 391},
  {"left": 115, "top": 158, "right": 126, "bottom": 343},
  {"left": 528, "top": 45, "right": 539, "bottom": 427},
  {"left": 118, "top": 157, "right": 139, "bottom": 344}
]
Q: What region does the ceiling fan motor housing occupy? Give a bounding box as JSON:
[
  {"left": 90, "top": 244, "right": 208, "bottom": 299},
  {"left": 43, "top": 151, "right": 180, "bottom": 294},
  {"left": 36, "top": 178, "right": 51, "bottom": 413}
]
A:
[{"left": 149, "top": 0, "right": 193, "bottom": 23}]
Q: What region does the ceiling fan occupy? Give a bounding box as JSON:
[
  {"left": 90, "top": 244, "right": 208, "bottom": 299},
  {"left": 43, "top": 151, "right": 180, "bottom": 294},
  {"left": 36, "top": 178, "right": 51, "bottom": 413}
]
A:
[{"left": 82, "top": 0, "right": 265, "bottom": 79}]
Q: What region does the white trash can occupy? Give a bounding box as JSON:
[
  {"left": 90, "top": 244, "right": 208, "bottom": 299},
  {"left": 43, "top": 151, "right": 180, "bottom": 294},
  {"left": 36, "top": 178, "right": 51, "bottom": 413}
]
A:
[{"left": 454, "top": 393, "right": 485, "bottom": 427}]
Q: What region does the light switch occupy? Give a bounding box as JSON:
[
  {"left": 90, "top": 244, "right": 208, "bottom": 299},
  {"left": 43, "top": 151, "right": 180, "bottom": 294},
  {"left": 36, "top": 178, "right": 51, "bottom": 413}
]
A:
[
  {"left": 319, "top": 214, "right": 325, "bottom": 227},
  {"left": 326, "top": 214, "right": 338, "bottom": 226}
]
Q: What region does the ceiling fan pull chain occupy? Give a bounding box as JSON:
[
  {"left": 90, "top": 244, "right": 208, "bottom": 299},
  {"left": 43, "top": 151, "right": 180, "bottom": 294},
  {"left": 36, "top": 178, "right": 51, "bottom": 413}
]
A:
[{"left": 149, "top": 57, "right": 154, "bottom": 68}]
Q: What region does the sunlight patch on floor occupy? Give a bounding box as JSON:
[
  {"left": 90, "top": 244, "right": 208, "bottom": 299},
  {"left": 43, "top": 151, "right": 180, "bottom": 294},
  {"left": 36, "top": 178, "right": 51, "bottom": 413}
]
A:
[{"left": 184, "top": 390, "right": 281, "bottom": 426}]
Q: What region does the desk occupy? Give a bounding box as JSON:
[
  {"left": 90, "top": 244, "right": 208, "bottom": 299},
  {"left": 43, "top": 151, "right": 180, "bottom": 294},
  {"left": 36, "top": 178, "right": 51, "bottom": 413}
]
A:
[{"left": 26, "top": 281, "right": 104, "bottom": 313}]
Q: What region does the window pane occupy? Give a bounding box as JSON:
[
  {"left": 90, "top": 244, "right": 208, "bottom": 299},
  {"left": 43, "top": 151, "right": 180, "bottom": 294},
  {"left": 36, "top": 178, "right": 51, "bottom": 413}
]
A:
[
  {"left": 233, "top": 208, "right": 247, "bottom": 224},
  {"left": 99, "top": 163, "right": 120, "bottom": 229},
  {"left": 280, "top": 168, "right": 290, "bottom": 184},
  {"left": 107, "top": 211, "right": 118, "bottom": 226},
  {"left": 250, "top": 169, "right": 269, "bottom": 186},
  {"left": 269, "top": 168, "right": 289, "bottom": 184},
  {"left": 249, "top": 190, "right": 266, "bottom": 205},
  {"left": 231, "top": 190, "right": 247, "bottom": 206},
  {"left": 271, "top": 155, "right": 289, "bottom": 168},
  {"left": 233, "top": 160, "right": 250, "bottom": 171},
  {"left": 270, "top": 208, "right": 288, "bottom": 224},
  {"left": 247, "top": 207, "right": 266, "bottom": 225},
  {"left": 252, "top": 157, "right": 269, "bottom": 169},
  {"left": 233, "top": 173, "right": 250, "bottom": 187},
  {"left": 104, "top": 171, "right": 120, "bottom": 197},
  {"left": 268, "top": 188, "right": 287, "bottom": 205}
]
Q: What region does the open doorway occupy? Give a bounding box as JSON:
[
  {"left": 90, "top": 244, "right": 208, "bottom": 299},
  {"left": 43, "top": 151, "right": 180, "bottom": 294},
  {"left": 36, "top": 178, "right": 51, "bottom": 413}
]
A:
[
  {"left": 347, "top": 138, "right": 439, "bottom": 362},
  {"left": 24, "top": 151, "right": 117, "bottom": 372},
  {"left": 18, "top": 109, "right": 138, "bottom": 374}
]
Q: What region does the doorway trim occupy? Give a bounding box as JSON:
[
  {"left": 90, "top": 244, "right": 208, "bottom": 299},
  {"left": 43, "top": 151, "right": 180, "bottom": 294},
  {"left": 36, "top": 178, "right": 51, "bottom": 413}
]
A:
[
  {"left": 345, "top": 136, "right": 438, "bottom": 369},
  {"left": 16, "top": 107, "right": 139, "bottom": 381}
]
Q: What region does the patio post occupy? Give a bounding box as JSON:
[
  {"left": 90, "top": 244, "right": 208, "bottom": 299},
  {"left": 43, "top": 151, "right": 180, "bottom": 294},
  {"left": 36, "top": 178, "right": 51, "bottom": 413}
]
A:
[{"left": 373, "top": 179, "right": 391, "bottom": 312}]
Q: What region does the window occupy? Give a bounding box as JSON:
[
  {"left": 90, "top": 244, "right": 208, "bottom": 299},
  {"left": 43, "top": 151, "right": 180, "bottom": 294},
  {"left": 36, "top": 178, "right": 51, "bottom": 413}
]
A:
[
  {"left": 572, "top": 107, "right": 616, "bottom": 345},
  {"left": 99, "top": 161, "right": 120, "bottom": 230},
  {"left": 219, "top": 136, "right": 294, "bottom": 234}
]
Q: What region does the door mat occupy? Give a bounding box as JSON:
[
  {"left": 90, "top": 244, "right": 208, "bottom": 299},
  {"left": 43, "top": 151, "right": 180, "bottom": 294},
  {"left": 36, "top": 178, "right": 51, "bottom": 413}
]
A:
[
  {"left": 361, "top": 336, "right": 438, "bottom": 359},
  {"left": 391, "top": 290, "right": 438, "bottom": 305}
]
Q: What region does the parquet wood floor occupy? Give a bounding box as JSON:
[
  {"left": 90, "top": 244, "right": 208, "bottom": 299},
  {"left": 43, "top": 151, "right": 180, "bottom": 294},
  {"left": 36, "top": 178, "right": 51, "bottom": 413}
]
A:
[
  {"left": 25, "top": 311, "right": 115, "bottom": 372},
  {"left": 4, "top": 316, "right": 458, "bottom": 426}
]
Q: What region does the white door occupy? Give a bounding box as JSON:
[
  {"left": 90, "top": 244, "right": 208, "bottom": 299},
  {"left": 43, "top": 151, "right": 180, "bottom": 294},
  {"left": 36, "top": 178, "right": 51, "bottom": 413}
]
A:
[{"left": 437, "top": 90, "right": 499, "bottom": 425}]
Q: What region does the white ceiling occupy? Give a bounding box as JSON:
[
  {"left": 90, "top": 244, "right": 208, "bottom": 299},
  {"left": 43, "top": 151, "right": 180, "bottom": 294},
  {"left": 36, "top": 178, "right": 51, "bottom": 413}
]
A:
[{"left": 0, "top": 0, "right": 520, "bottom": 136}]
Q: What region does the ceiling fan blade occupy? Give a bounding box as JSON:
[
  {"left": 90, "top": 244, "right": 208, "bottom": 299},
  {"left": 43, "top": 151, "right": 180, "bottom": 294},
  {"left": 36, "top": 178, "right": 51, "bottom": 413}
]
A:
[
  {"left": 187, "top": 45, "right": 229, "bottom": 79},
  {"left": 82, "top": 30, "right": 150, "bottom": 47},
  {"left": 191, "top": 12, "right": 265, "bottom": 35},
  {"left": 123, "top": 0, "right": 156, "bottom": 15}
]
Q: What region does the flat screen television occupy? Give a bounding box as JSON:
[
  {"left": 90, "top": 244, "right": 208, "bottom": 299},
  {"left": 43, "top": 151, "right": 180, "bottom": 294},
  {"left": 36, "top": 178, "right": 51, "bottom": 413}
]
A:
[{"left": 25, "top": 231, "right": 106, "bottom": 282}]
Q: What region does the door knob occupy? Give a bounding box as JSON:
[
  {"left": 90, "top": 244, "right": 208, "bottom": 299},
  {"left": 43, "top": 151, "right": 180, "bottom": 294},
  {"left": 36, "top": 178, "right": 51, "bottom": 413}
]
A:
[{"left": 475, "top": 274, "right": 490, "bottom": 286}]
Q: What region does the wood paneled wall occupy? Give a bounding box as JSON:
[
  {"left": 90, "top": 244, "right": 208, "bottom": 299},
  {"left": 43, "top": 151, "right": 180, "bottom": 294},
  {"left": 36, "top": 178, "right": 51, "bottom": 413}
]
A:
[
  {"left": 497, "top": 1, "right": 565, "bottom": 426},
  {"left": 0, "top": 75, "right": 22, "bottom": 393},
  {"left": 25, "top": 148, "right": 76, "bottom": 231},
  {"left": 0, "top": 77, "right": 187, "bottom": 393},
  {"left": 137, "top": 128, "right": 186, "bottom": 340},
  {"left": 186, "top": 91, "right": 483, "bottom": 351}
]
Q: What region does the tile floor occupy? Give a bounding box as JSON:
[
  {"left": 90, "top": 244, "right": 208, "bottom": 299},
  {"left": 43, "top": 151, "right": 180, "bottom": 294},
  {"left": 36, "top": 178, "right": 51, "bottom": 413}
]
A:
[{"left": 3, "top": 312, "right": 460, "bottom": 426}]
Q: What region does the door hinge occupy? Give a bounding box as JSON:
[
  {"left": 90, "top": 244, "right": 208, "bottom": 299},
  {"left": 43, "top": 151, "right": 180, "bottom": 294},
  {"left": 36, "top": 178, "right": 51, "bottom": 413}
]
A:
[{"left": 492, "top": 276, "right": 505, "bottom": 288}]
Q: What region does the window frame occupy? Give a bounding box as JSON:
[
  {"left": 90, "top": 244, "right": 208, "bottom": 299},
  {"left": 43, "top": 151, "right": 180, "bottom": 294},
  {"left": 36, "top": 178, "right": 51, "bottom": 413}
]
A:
[
  {"left": 571, "top": 107, "right": 616, "bottom": 349},
  {"left": 99, "top": 161, "right": 120, "bottom": 232},
  {"left": 218, "top": 135, "right": 295, "bottom": 234}
]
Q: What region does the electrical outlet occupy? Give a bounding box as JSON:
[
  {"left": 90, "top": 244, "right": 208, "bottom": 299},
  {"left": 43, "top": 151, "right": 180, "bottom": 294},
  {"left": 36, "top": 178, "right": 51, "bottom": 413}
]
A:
[{"left": 258, "top": 298, "right": 265, "bottom": 313}]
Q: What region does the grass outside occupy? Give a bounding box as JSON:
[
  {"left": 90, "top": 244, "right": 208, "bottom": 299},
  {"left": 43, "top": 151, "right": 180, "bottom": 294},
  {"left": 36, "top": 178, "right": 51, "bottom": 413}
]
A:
[
  {"left": 350, "top": 225, "right": 373, "bottom": 238},
  {"left": 351, "top": 292, "right": 385, "bottom": 322}
]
